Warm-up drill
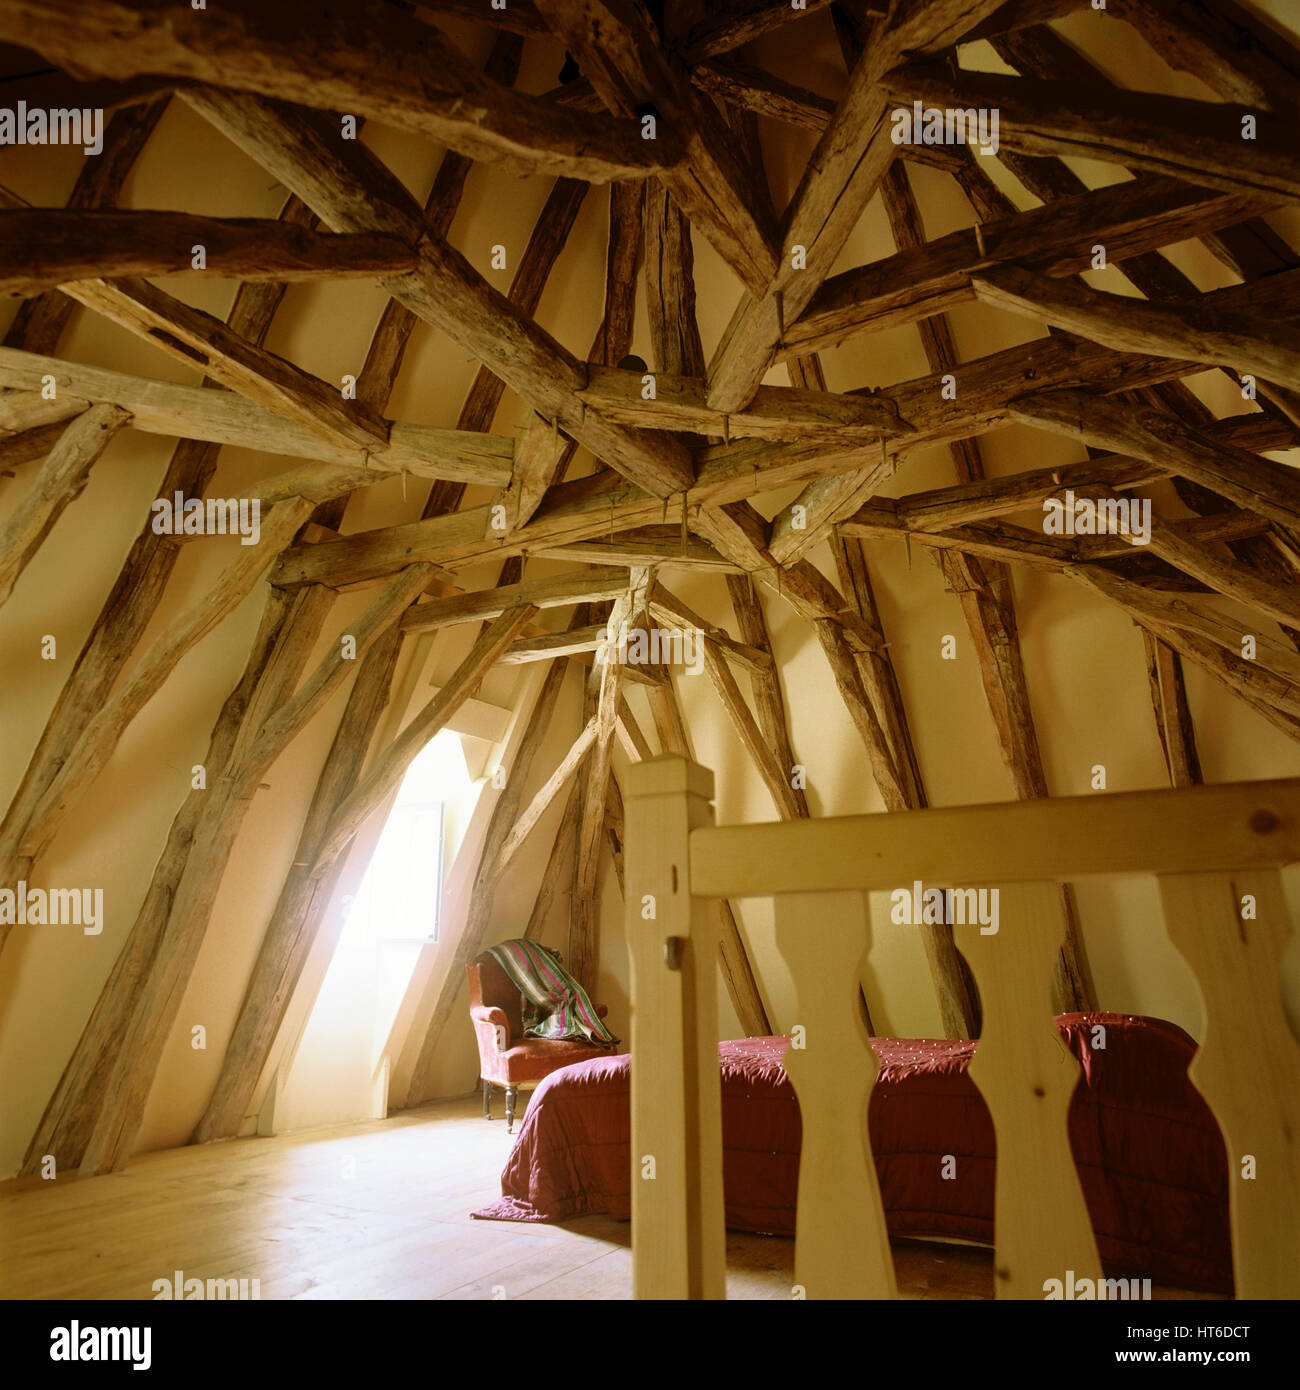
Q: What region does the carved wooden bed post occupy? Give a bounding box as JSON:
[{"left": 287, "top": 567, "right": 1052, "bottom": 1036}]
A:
[{"left": 624, "top": 754, "right": 727, "bottom": 1299}]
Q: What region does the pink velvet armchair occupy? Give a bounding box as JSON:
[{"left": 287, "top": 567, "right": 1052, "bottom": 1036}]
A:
[{"left": 467, "top": 952, "right": 613, "bottom": 1133}]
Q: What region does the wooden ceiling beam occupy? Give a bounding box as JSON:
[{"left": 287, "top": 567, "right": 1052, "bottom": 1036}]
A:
[
  {"left": 69, "top": 569, "right": 431, "bottom": 1177},
  {"left": 1110, "top": 0, "right": 1300, "bottom": 112},
  {"left": 534, "top": 0, "right": 778, "bottom": 295},
  {"left": 1067, "top": 567, "right": 1300, "bottom": 734},
  {"left": 2, "top": 499, "right": 314, "bottom": 888},
  {"left": 0, "top": 347, "right": 514, "bottom": 488},
  {"left": 4, "top": 96, "right": 169, "bottom": 354},
  {"left": 786, "top": 178, "right": 1283, "bottom": 356},
  {"left": 649, "top": 582, "right": 772, "bottom": 676},
  {"left": 400, "top": 567, "right": 630, "bottom": 634},
  {"left": 497, "top": 625, "right": 608, "bottom": 665},
  {"left": 643, "top": 182, "right": 707, "bottom": 379},
  {"left": 1008, "top": 388, "right": 1300, "bottom": 528},
  {"left": 193, "top": 618, "right": 406, "bottom": 1143},
  {"left": 5, "top": 0, "right": 668, "bottom": 182},
  {"left": 579, "top": 363, "right": 912, "bottom": 443},
  {"left": 423, "top": 175, "right": 589, "bottom": 522},
  {"left": 568, "top": 583, "right": 635, "bottom": 990},
  {"left": 972, "top": 263, "right": 1300, "bottom": 395},
  {"left": 0, "top": 208, "right": 417, "bottom": 296},
  {"left": 0, "top": 403, "right": 125, "bottom": 606},
  {"left": 690, "top": 58, "right": 837, "bottom": 134},
  {"left": 881, "top": 65, "right": 1300, "bottom": 202},
  {"left": 705, "top": 0, "right": 1007, "bottom": 413},
  {"left": 58, "top": 277, "right": 391, "bottom": 454},
  {"left": 497, "top": 717, "right": 598, "bottom": 874},
  {"left": 0, "top": 197, "right": 314, "bottom": 932},
  {"left": 180, "top": 89, "right": 694, "bottom": 498},
  {"left": 533, "top": 526, "right": 740, "bottom": 572},
  {"left": 881, "top": 159, "right": 1097, "bottom": 1013},
  {"left": 271, "top": 333, "right": 1213, "bottom": 589},
  {"left": 891, "top": 412, "right": 1296, "bottom": 530},
  {"left": 679, "top": 0, "right": 834, "bottom": 62},
  {"left": 1076, "top": 566, "right": 1300, "bottom": 692}
]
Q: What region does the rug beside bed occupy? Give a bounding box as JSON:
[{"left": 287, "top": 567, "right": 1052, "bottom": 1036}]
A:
[{"left": 472, "top": 1012, "right": 1232, "bottom": 1294}]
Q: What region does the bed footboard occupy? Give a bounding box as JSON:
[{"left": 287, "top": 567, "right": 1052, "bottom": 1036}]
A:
[{"left": 624, "top": 755, "right": 1300, "bottom": 1301}]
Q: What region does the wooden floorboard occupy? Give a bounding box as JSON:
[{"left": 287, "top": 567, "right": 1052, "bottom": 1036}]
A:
[{"left": 0, "top": 1096, "right": 1222, "bottom": 1300}]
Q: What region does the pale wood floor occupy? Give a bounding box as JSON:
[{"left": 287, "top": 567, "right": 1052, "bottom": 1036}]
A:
[{"left": 0, "top": 1095, "right": 1221, "bottom": 1300}]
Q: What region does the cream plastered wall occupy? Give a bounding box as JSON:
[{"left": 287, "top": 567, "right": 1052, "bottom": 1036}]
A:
[{"left": 3, "top": 8, "right": 1300, "bottom": 1169}]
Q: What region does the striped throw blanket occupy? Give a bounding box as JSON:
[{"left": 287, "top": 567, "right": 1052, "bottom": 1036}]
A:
[{"left": 487, "top": 939, "right": 618, "bottom": 1046}]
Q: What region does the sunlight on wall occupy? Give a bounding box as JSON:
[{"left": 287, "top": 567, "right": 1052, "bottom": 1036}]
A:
[{"left": 277, "top": 731, "right": 472, "bottom": 1132}]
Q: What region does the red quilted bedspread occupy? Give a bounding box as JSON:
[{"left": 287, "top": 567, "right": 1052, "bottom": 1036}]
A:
[{"left": 473, "top": 1012, "right": 1232, "bottom": 1293}]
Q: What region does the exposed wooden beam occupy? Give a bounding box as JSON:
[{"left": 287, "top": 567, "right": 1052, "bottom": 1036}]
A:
[
  {"left": 882, "top": 65, "right": 1300, "bottom": 202},
  {"left": 194, "top": 620, "right": 406, "bottom": 1142},
  {"left": 498, "top": 624, "right": 607, "bottom": 665},
  {"left": 1142, "top": 509, "right": 1300, "bottom": 630},
  {"left": 568, "top": 582, "right": 636, "bottom": 991},
  {"left": 22, "top": 587, "right": 301, "bottom": 1167},
  {"left": 705, "top": 0, "right": 1007, "bottom": 413},
  {"left": 1110, "top": 0, "right": 1300, "bottom": 112},
  {"left": 56, "top": 277, "right": 391, "bottom": 454},
  {"left": 1071, "top": 564, "right": 1300, "bottom": 697},
  {"left": 679, "top": 0, "right": 834, "bottom": 61},
  {"left": 182, "top": 89, "right": 694, "bottom": 498},
  {"left": 0, "top": 347, "right": 515, "bottom": 488},
  {"left": 502, "top": 412, "right": 566, "bottom": 534},
  {"left": 0, "top": 499, "right": 315, "bottom": 898},
  {"left": 400, "top": 567, "right": 629, "bottom": 634},
  {"left": 591, "top": 181, "right": 645, "bottom": 369},
  {"left": 422, "top": 174, "right": 589, "bottom": 521},
  {"left": 7, "top": 0, "right": 667, "bottom": 182},
  {"left": 700, "top": 635, "right": 804, "bottom": 820},
  {"left": 0, "top": 209, "right": 416, "bottom": 296},
  {"left": 311, "top": 606, "right": 539, "bottom": 876},
  {"left": 786, "top": 177, "right": 1282, "bottom": 356},
  {"left": 520, "top": 778, "right": 582, "bottom": 951},
  {"left": 643, "top": 182, "right": 707, "bottom": 379},
  {"left": 1008, "top": 388, "right": 1300, "bottom": 529},
  {"left": 268, "top": 331, "right": 1211, "bottom": 589},
  {"left": 0, "top": 404, "right": 126, "bottom": 605},
  {"left": 0, "top": 202, "right": 311, "bottom": 947},
  {"left": 353, "top": 30, "right": 523, "bottom": 417},
  {"left": 497, "top": 718, "right": 598, "bottom": 873},
  {"left": 828, "top": 531, "right": 926, "bottom": 813},
  {"left": 580, "top": 363, "right": 912, "bottom": 442},
  {"left": 651, "top": 581, "right": 773, "bottom": 676},
  {"left": 972, "top": 263, "right": 1300, "bottom": 395},
  {"left": 1067, "top": 567, "right": 1300, "bottom": 736},
  {"left": 534, "top": 0, "right": 778, "bottom": 294},
  {"left": 538, "top": 527, "right": 739, "bottom": 572},
  {"left": 29, "top": 565, "right": 428, "bottom": 1174},
  {"left": 4, "top": 96, "right": 169, "bottom": 354},
  {"left": 1141, "top": 631, "right": 1203, "bottom": 790},
  {"left": 405, "top": 654, "right": 574, "bottom": 1099},
  {"left": 891, "top": 413, "right": 1296, "bottom": 531},
  {"left": 691, "top": 58, "right": 836, "bottom": 134}
]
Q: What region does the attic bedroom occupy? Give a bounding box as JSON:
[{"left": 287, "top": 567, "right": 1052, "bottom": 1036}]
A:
[{"left": 1, "top": 0, "right": 1299, "bottom": 1336}]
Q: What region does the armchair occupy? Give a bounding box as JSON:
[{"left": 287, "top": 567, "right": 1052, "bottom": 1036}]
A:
[{"left": 467, "top": 951, "right": 613, "bottom": 1132}]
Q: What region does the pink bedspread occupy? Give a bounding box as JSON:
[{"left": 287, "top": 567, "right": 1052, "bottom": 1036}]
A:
[{"left": 473, "top": 1012, "right": 1232, "bottom": 1293}]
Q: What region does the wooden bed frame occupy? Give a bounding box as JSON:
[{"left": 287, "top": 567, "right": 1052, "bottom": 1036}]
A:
[{"left": 623, "top": 755, "right": 1300, "bottom": 1300}]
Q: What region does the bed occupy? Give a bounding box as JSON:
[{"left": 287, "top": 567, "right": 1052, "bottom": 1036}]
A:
[
  {"left": 619, "top": 758, "right": 1300, "bottom": 1299},
  {"left": 473, "top": 1013, "right": 1232, "bottom": 1293}
]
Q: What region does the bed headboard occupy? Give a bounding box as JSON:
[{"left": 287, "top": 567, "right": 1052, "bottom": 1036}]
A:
[{"left": 623, "top": 755, "right": 1300, "bottom": 1301}]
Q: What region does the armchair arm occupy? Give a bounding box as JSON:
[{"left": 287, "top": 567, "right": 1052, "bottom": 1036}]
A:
[
  {"left": 596, "top": 1004, "right": 608, "bottom": 1020},
  {"left": 470, "top": 1005, "right": 511, "bottom": 1050}
]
